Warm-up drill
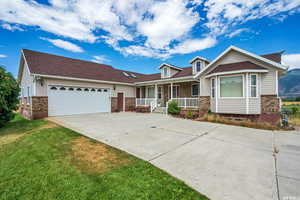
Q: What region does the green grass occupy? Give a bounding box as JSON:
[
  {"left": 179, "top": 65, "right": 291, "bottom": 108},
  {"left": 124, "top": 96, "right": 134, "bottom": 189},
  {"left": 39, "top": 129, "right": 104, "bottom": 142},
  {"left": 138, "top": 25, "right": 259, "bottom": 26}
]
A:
[{"left": 0, "top": 115, "right": 208, "bottom": 200}]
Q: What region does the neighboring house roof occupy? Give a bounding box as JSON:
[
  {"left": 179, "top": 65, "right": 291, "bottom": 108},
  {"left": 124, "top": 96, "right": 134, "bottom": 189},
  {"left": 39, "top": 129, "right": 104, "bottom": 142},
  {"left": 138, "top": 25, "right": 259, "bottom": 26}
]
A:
[
  {"left": 207, "top": 61, "right": 267, "bottom": 75},
  {"left": 194, "top": 45, "right": 288, "bottom": 79}
]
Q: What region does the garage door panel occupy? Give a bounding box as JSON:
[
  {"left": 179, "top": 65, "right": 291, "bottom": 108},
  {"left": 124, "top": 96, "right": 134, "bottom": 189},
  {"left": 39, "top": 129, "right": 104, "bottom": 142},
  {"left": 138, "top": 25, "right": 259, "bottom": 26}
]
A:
[{"left": 48, "top": 86, "right": 110, "bottom": 116}]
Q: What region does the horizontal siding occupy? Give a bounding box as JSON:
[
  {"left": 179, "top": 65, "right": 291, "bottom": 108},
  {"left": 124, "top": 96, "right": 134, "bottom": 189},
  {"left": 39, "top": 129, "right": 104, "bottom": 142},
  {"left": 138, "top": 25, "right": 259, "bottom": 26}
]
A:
[
  {"left": 210, "top": 98, "right": 216, "bottom": 112},
  {"left": 249, "top": 98, "right": 261, "bottom": 114},
  {"left": 217, "top": 98, "right": 246, "bottom": 114},
  {"left": 261, "top": 70, "right": 276, "bottom": 95}
]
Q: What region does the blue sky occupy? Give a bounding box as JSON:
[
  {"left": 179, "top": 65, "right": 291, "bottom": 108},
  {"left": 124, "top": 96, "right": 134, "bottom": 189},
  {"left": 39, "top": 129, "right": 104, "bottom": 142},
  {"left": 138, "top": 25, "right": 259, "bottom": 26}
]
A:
[{"left": 0, "top": 0, "right": 300, "bottom": 77}]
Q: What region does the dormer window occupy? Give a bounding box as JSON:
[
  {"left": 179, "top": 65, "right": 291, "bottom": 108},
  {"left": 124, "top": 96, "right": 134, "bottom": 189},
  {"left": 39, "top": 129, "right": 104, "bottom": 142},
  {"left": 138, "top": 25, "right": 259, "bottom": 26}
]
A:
[
  {"left": 196, "top": 61, "right": 201, "bottom": 72},
  {"left": 163, "top": 67, "right": 168, "bottom": 78}
]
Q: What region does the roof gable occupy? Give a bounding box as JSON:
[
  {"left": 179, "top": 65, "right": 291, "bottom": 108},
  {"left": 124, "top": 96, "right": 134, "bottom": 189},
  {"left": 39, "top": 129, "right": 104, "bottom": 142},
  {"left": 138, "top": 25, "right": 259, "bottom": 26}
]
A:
[{"left": 194, "top": 46, "right": 288, "bottom": 78}]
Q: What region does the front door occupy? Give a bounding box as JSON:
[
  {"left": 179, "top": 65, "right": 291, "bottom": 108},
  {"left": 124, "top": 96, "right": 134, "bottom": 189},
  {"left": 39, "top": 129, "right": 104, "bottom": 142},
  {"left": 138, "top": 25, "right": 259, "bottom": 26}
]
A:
[{"left": 117, "top": 93, "right": 124, "bottom": 112}]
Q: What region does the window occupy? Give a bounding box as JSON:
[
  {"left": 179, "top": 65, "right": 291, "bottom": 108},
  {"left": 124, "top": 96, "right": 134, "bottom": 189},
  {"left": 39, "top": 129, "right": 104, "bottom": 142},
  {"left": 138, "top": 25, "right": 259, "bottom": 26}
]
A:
[
  {"left": 97, "top": 89, "right": 102, "bottom": 92},
  {"left": 163, "top": 67, "right": 168, "bottom": 78},
  {"left": 250, "top": 74, "right": 258, "bottom": 97},
  {"left": 123, "top": 72, "right": 130, "bottom": 77},
  {"left": 27, "top": 86, "right": 30, "bottom": 105},
  {"left": 131, "top": 73, "right": 137, "bottom": 78},
  {"left": 169, "top": 85, "right": 179, "bottom": 98},
  {"left": 59, "top": 87, "right": 66, "bottom": 90},
  {"left": 192, "top": 84, "right": 199, "bottom": 96},
  {"left": 211, "top": 78, "right": 215, "bottom": 98},
  {"left": 147, "top": 87, "right": 155, "bottom": 98},
  {"left": 76, "top": 88, "right": 82, "bottom": 91},
  {"left": 158, "top": 87, "right": 162, "bottom": 99},
  {"left": 50, "top": 86, "right": 57, "bottom": 90},
  {"left": 196, "top": 61, "right": 201, "bottom": 72},
  {"left": 103, "top": 89, "right": 108, "bottom": 92},
  {"left": 68, "top": 87, "right": 74, "bottom": 91},
  {"left": 220, "top": 75, "right": 243, "bottom": 98},
  {"left": 91, "top": 88, "right": 96, "bottom": 92},
  {"left": 84, "top": 88, "right": 89, "bottom": 91}
]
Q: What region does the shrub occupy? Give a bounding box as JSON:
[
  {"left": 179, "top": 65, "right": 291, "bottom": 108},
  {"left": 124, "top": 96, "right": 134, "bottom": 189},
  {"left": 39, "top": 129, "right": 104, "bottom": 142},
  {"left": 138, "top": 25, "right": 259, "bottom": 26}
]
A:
[
  {"left": 291, "top": 106, "right": 300, "bottom": 115},
  {"left": 0, "top": 66, "right": 20, "bottom": 127},
  {"left": 167, "top": 100, "right": 180, "bottom": 115},
  {"left": 185, "top": 111, "right": 193, "bottom": 119}
]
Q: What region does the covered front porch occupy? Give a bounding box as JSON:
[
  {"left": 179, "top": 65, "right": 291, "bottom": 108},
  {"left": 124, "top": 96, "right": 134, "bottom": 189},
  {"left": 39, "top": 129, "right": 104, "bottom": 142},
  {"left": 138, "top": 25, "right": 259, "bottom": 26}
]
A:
[{"left": 135, "top": 81, "right": 200, "bottom": 112}]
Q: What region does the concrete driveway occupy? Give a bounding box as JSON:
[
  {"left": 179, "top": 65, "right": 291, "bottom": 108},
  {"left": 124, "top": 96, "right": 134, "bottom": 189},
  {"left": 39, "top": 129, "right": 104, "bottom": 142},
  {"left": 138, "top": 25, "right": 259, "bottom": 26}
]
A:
[{"left": 49, "top": 112, "right": 300, "bottom": 200}]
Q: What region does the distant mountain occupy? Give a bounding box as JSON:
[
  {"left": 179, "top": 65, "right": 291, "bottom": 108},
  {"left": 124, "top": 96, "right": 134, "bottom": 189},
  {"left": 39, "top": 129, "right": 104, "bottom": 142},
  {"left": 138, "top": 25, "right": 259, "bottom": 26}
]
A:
[{"left": 279, "top": 68, "right": 300, "bottom": 98}]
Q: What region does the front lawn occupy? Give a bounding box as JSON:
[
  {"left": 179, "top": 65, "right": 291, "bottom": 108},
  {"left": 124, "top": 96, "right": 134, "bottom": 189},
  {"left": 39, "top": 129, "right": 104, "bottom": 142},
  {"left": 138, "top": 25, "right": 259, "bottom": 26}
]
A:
[{"left": 0, "top": 115, "right": 208, "bottom": 200}]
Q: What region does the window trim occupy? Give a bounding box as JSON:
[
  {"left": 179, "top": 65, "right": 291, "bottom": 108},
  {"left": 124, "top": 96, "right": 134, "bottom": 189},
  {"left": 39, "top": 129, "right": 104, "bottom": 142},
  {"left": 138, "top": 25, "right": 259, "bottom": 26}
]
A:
[
  {"left": 191, "top": 83, "right": 200, "bottom": 97},
  {"left": 250, "top": 73, "right": 258, "bottom": 98},
  {"left": 211, "top": 78, "right": 215, "bottom": 98},
  {"left": 218, "top": 74, "right": 245, "bottom": 99}
]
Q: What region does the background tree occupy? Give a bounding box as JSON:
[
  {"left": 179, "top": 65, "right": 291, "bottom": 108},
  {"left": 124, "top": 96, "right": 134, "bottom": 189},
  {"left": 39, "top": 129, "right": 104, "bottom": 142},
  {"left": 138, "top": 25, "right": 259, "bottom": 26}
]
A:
[{"left": 0, "top": 65, "right": 20, "bottom": 127}]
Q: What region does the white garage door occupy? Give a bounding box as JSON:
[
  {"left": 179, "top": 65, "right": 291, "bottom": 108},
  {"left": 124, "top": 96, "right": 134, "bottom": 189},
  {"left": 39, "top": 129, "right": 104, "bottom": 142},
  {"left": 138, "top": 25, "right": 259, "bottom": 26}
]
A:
[{"left": 48, "top": 85, "right": 111, "bottom": 116}]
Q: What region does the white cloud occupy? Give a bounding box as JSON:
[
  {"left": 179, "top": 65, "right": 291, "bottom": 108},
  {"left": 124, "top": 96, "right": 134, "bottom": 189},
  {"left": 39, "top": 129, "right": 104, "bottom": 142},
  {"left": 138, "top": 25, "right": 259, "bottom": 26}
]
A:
[
  {"left": 168, "top": 37, "right": 217, "bottom": 54},
  {"left": 0, "top": 54, "right": 7, "bottom": 58},
  {"left": 1, "top": 23, "right": 24, "bottom": 31},
  {"left": 227, "top": 28, "right": 250, "bottom": 38},
  {"left": 0, "top": 0, "right": 299, "bottom": 58},
  {"left": 282, "top": 54, "right": 300, "bottom": 70},
  {"left": 91, "top": 55, "right": 111, "bottom": 64},
  {"left": 41, "top": 37, "right": 84, "bottom": 53},
  {"left": 204, "top": 0, "right": 300, "bottom": 37},
  {"left": 137, "top": 0, "right": 200, "bottom": 49}
]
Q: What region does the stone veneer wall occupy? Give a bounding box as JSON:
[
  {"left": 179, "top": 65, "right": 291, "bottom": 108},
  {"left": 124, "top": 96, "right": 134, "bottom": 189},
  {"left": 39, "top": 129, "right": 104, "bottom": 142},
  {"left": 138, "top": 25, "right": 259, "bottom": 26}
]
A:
[
  {"left": 261, "top": 95, "right": 280, "bottom": 114},
  {"left": 111, "top": 97, "right": 118, "bottom": 112},
  {"left": 19, "top": 96, "right": 48, "bottom": 119},
  {"left": 31, "top": 96, "right": 48, "bottom": 119},
  {"left": 125, "top": 97, "right": 136, "bottom": 111},
  {"left": 199, "top": 96, "right": 210, "bottom": 117},
  {"left": 260, "top": 95, "right": 281, "bottom": 125}
]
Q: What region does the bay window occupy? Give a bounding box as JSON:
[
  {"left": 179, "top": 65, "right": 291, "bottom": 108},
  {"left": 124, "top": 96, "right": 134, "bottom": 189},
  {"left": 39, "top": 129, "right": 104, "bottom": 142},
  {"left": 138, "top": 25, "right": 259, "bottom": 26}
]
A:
[
  {"left": 250, "top": 74, "right": 258, "bottom": 97},
  {"left": 220, "top": 75, "right": 243, "bottom": 98}
]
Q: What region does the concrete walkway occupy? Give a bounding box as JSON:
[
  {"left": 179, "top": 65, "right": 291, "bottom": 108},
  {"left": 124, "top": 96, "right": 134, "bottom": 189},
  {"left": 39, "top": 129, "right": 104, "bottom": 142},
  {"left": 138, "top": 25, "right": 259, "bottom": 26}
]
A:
[{"left": 49, "top": 112, "right": 300, "bottom": 200}]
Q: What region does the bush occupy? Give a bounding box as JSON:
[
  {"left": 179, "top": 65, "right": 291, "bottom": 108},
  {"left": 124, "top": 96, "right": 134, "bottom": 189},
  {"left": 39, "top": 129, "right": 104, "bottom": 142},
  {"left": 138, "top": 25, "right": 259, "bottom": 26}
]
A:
[
  {"left": 291, "top": 106, "right": 300, "bottom": 115},
  {"left": 167, "top": 100, "right": 181, "bottom": 115},
  {"left": 185, "top": 111, "right": 193, "bottom": 119},
  {"left": 0, "top": 66, "right": 20, "bottom": 127}
]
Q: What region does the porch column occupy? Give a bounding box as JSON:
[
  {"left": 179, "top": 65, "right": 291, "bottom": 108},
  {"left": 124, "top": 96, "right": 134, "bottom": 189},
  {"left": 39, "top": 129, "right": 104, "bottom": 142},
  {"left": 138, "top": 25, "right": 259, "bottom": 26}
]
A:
[
  {"left": 171, "top": 82, "right": 173, "bottom": 99},
  {"left": 139, "top": 87, "right": 142, "bottom": 98},
  {"left": 155, "top": 84, "right": 158, "bottom": 99}
]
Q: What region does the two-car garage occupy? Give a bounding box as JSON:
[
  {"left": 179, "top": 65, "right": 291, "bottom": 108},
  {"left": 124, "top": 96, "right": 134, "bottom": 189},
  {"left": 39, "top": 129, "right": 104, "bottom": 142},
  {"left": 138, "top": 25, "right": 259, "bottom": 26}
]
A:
[{"left": 48, "top": 85, "right": 111, "bottom": 116}]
